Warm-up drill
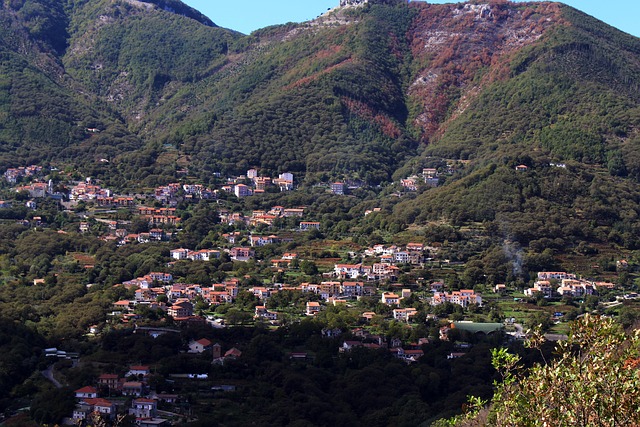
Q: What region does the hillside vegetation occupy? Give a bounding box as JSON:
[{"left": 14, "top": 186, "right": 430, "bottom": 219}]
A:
[{"left": 1, "top": 0, "right": 640, "bottom": 246}]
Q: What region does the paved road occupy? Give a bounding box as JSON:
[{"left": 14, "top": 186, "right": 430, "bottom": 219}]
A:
[{"left": 41, "top": 364, "right": 63, "bottom": 388}]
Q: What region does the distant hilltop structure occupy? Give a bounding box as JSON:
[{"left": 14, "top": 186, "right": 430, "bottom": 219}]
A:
[{"left": 340, "top": 0, "right": 408, "bottom": 7}]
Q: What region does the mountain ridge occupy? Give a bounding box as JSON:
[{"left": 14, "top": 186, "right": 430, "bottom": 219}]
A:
[{"left": 1, "top": 0, "right": 640, "bottom": 242}]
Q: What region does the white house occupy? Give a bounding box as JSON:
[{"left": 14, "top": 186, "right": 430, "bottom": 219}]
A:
[
  {"left": 129, "top": 398, "right": 158, "bottom": 418},
  {"left": 334, "top": 264, "right": 362, "bottom": 279},
  {"left": 170, "top": 248, "right": 189, "bottom": 260},
  {"left": 254, "top": 305, "right": 279, "bottom": 321},
  {"left": 188, "top": 338, "right": 212, "bottom": 354},
  {"left": 381, "top": 292, "right": 401, "bottom": 305},
  {"left": 393, "top": 308, "right": 418, "bottom": 321},
  {"left": 75, "top": 386, "right": 98, "bottom": 399}
]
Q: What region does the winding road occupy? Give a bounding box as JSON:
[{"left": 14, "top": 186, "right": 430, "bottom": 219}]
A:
[{"left": 41, "top": 364, "right": 63, "bottom": 388}]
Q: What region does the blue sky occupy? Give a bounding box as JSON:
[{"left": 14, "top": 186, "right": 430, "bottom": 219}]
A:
[{"left": 182, "top": 1, "right": 639, "bottom": 38}]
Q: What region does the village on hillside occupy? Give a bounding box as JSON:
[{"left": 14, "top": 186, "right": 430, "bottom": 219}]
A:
[{"left": 0, "top": 163, "right": 636, "bottom": 425}]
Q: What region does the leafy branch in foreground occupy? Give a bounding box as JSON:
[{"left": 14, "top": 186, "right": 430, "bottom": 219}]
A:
[{"left": 435, "top": 315, "right": 640, "bottom": 426}]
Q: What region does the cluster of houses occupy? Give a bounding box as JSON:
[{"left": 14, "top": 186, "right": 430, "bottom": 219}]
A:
[
  {"left": 68, "top": 344, "right": 236, "bottom": 427},
  {"left": 253, "top": 285, "right": 422, "bottom": 322},
  {"left": 170, "top": 248, "right": 221, "bottom": 261},
  {"left": 79, "top": 220, "right": 174, "bottom": 245},
  {"left": 219, "top": 170, "right": 295, "bottom": 198},
  {"left": 400, "top": 168, "right": 441, "bottom": 192},
  {"left": 523, "top": 271, "right": 615, "bottom": 298},
  {"left": 72, "top": 366, "right": 172, "bottom": 427},
  {"left": 153, "top": 182, "right": 216, "bottom": 205},
  {"left": 112, "top": 268, "right": 429, "bottom": 328},
  {"left": 340, "top": 330, "right": 429, "bottom": 363},
  {"left": 112, "top": 275, "right": 245, "bottom": 324},
  {"left": 0, "top": 165, "right": 364, "bottom": 248},
  {"left": 15, "top": 180, "right": 57, "bottom": 199},
  {"left": 16, "top": 182, "right": 53, "bottom": 199},
  {"left": 112, "top": 273, "right": 208, "bottom": 324},
  {"left": 78, "top": 213, "right": 319, "bottom": 249},
  {"left": 332, "top": 261, "right": 399, "bottom": 282},
  {"left": 3, "top": 164, "right": 43, "bottom": 183},
  {"left": 70, "top": 179, "right": 114, "bottom": 202},
  {"left": 187, "top": 338, "right": 242, "bottom": 364},
  {"left": 3, "top": 165, "right": 376, "bottom": 216},
  {"left": 3, "top": 165, "right": 297, "bottom": 210},
  {"left": 1, "top": 163, "right": 450, "bottom": 225},
  {"left": 250, "top": 282, "right": 372, "bottom": 321},
  {"left": 332, "top": 243, "right": 430, "bottom": 281},
  {"left": 108, "top": 240, "right": 444, "bottom": 328},
  {"left": 138, "top": 207, "right": 182, "bottom": 226},
  {"left": 218, "top": 206, "right": 320, "bottom": 231},
  {"left": 220, "top": 231, "right": 292, "bottom": 248},
  {"left": 110, "top": 266, "right": 620, "bottom": 337}
]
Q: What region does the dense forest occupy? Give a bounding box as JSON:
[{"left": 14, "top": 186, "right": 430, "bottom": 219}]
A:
[
  {"left": 0, "top": 0, "right": 638, "bottom": 184},
  {"left": 1, "top": 0, "right": 640, "bottom": 223}
]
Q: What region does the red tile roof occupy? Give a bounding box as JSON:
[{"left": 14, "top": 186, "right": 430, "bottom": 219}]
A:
[
  {"left": 98, "top": 374, "right": 118, "bottom": 379},
  {"left": 83, "top": 398, "right": 113, "bottom": 407}
]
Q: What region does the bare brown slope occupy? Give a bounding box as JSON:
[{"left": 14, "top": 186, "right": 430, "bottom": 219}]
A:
[{"left": 407, "top": 1, "right": 565, "bottom": 141}]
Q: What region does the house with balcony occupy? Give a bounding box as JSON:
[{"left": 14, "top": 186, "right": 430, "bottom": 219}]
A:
[
  {"left": 393, "top": 308, "right": 418, "bottom": 322},
  {"left": 341, "top": 281, "right": 364, "bottom": 296},
  {"left": 122, "top": 381, "right": 145, "bottom": 397},
  {"left": 97, "top": 374, "right": 119, "bottom": 390},
  {"left": 306, "top": 301, "right": 321, "bottom": 316},
  {"left": 75, "top": 386, "right": 98, "bottom": 399},
  {"left": 525, "top": 280, "right": 554, "bottom": 298},
  {"left": 129, "top": 398, "right": 158, "bottom": 418},
  {"left": 254, "top": 305, "right": 279, "bottom": 321},
  {"left": 381, "top": 292, "right": 401, "bottom": 305},
  {"left": 234, "top": 184, "right": 252, "bottom": 198},
  {"left": 168, "top": 300, "right": 194, "bottom": 319},
  {"left": 334, "top": 264, "right": 362, "bottom": 279},
  {"left": 73, "top": 398, "right": 116, "bottom": 422},
  {"left": 331, "top": 182, "right": 345, "bottom": 195},
  {"left": 537, "top": 271, "right": 577, "bottom": 281},
  {"left": 299, "top": 221, "right": 320, "bottom": 231},
  {"left": 230, "top": 247, "right": 255, "bottom": 261},
  {"left": 431, "top": 290, "right": 482, "bottom": 308}
]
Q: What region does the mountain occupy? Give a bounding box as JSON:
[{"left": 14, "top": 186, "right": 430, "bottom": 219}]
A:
[
  {"left": 2, "top": 0, "right": 640, "bottom": 251},
  {"left": 386, "top": 2, "right": 640, "bottom": 259}
]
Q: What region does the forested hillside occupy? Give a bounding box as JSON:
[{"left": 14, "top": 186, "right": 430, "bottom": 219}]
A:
[
  {"left": 1, "top": 0, "right": 640, "bottom": 262},
  {"left": 1, "top": 0, "right": 639, "bottom": 187},
  {"left": 0, "top": 0, "right": 638, "bottom": 183}
]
